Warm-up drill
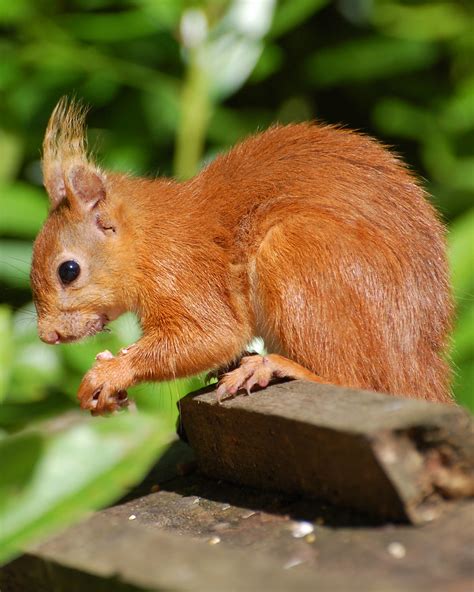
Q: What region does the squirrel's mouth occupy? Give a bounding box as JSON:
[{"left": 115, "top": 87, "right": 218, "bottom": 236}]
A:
[
  {"left": 65, "top": 314, "right": 110, "bottom": 343},
  {"left": 39, "top": 314, "right": 109, "bottom": 344}
]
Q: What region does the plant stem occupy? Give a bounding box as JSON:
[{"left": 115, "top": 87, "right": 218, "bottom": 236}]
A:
[{"left": 174, "top": 49, "right": 211, "bottom": 180}]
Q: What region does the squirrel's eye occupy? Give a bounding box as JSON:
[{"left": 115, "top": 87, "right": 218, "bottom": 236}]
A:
[{"left": 58, "top": 260, "right": 80, "bottom": 284}]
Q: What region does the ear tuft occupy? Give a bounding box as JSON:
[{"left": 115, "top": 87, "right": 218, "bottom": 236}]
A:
[{"left": 42, "top": 97, "right": 104, "bottom": 209}]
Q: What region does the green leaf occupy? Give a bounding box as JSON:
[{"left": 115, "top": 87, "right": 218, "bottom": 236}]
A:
[
  {"left": 142, "top": 80, "right": 181, "bottom": 139},
  {"left": 0, "top": 131, "right": 23, "bottom": 182},
  {"left": 10, "top": 304, "right": 62, "bottom": 404},
  {"left": 0, "top": 411, "right": 172, "bottom": 565},
  {"left": 134, "top": 0, "right": 184, "bottom": 31},
  {"left": 270, "top": 0, "right": 328, "bottom": 39},
  {"left": 62, "top": 11, "right": 163, "bottom": 43},
  {"left": 373, "top": 2, "right": 472, "bottom": 41},
  {"left": 448, "top": 209, "right": 474, "bottom": 304},
  {"left": 249, "top": 43, "right": 284, "bottom": 84},
  {"left": 0, "top": 395, "right": 74, "bottom": 431},
  {"left": 306, "top": 37, "right": 438, "bottom": 87},
  {"left": 0, "top": 0, "right": 35, "bottom": 24},
  {"left": 0, "top": 240, "right": 32, "bottom": 288},
  {"left": 454, "top": 361, "right": 474, "bottom": 413},
  {"left": 0, "top": 305, "right": 13, "bottom": 402},
  {"left": 452, "top": 303, "right": 474, "bottom": 366},
  {"left": 0, "top": 432, "right": 44, "bottom": 502},
  {"left": 0, "top": 182, "right": 47, "bottom": 238},
  {"left": 372, "top": 98, "right": 435, "bottom": 140},
  {"left": 451, "top": 157, "right": 474, "bottom": 193},
  {"left": 441, "top": 77, "right": 474, "bottom": 133},
  {"left": 208, "top": 106, "right": 272, "bottom": 146}
]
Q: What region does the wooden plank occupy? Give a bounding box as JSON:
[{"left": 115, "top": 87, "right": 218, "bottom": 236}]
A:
[{"left": 179, "top": 380, "right": 474, "bottom": 523}]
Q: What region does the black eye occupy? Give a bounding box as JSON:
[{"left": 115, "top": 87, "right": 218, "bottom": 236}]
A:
[{"left": 58, "top": 260, "right": 80, "bottom": 284}]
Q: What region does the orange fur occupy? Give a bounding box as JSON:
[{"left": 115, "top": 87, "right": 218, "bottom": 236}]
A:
[{"left": 31, "top": 99, "right": 454, "bottom": 413}]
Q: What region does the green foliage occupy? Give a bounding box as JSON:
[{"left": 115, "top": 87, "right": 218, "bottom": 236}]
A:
[
  {"left": 0, "top": 411, "right": 172, "bottom": 564},
  {"left": 306, "top": 37, "right": 439, "bottom": 87},
  {"left": 0, "top": 0, "right": 473, "bottom": 565}
]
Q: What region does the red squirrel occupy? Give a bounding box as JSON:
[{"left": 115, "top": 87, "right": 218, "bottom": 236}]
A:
[{"left": 30, "top": 98, "right": 454, "bottom": 414}]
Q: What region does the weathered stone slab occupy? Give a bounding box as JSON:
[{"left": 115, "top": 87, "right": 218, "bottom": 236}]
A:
[
  {"left": 179, "top": 380, "right": 474, "bottom": 523},
  {"left": 2, "top": 438, "right": 473, "bottom": 592}
]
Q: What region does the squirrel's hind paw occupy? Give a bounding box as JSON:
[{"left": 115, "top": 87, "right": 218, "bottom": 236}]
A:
[{"left": 215, "top": 354, "right": 325, "bottom": 403}]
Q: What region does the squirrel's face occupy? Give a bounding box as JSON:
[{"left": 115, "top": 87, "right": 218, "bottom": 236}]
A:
[
  {"left": 32, "top": 99, "right": 136, "bottom": 344},
  {"left": 31, "top": 195, "right": 127, "bottom": 344}
]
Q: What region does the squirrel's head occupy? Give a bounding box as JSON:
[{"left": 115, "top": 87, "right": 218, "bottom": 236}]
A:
[{"left": 31, "top": 98, "right": 130, "bottom": 344}]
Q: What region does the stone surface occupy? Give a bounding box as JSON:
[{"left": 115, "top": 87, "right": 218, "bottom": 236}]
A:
[
  {"left": 1, "top": 381, "right": 473, "bottom": 592},
  {"left": 179, "top": 380, "right": 474, "bottom": 523},
  {"left": 1, "top": 438, "right": 473, "bottom": 592}
]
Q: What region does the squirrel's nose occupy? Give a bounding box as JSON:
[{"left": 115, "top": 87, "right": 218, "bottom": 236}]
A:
[{"left": 41, "top": 330, "right": 61, "bottom": 344}]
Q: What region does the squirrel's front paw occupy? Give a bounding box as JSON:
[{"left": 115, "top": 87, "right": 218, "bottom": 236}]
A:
[{"left": 78, "top": 355, "right": 133, "bottom": 415}]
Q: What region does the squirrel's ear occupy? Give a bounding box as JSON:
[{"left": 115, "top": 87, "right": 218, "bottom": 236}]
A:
[
  {"left": 42, "top": 97, "right": 105, "bottom": 210},
  {"left": 66, "top": 164, "right": 106, "bottom": 210}
]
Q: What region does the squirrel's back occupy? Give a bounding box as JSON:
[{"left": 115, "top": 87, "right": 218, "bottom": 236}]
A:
[{"left": 192, "top": 123, "right": 453, "bottom": 401}]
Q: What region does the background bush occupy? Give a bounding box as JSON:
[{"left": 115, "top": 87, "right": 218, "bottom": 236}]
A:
[{"left": 0, "top": 0, "right": 473, "bottom": 564}]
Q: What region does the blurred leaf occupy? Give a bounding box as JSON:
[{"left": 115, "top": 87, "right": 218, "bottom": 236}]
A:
[
  {"left": 277, "top": 95, "right": 314, "bottom": 123},
  {"left": 270, "top": 0, "right": 328, "bottom": 38},
  {"left": 453, "top": 303, "right": 474, "bottom": 366},
  {"left": 448, "top": 208, "right": 474, "bottom": 304},
  {"left": 74, "top": 0, "right": 120, "bottom": 7},
  {"left": 62, "top": 11, "right": 161, "bottom": 43},
  {"left": 0, "top": 0, "right": 35, "bottom": 24},
  {"left": 0, "top": 240, "right": 32, "bottom": 288},
  {"left": 0, "top": 183, "right": 47, "bottom": 238},
  {"left": 2, "top": 304, "right": 62, "bottom": 403},
  {"left": 373, "top": 1, "right": 471, "bottom": 41},
  {"left": 454, "top": 361, "right": 474, "bottom": 412},
  {"left": 81, "top": 73, "right": 120, "bottom": 106},
  {"left": 249, "top": 43, "right": 284, "bottom": 83},
  {"left": 0, "top": 43, "right": 21, "bottom": 91},
  {"left": 0, "top": 411, "right": 172, "bottom": 565},
  {"left": 142, "top": 80, "right": 181, "bottom": 139},
  {"left": 208, "top": 105, "right": 272, "bottom": 145},
  {"left": 424, "top": 136, "right": 474, "bottom": 193},
  {"left": 0, "top": 131, "right": 23, "bottom": 182},
  {"left": 429, "top": 185, "right": 474, "bottom": 221},
  {"left": 0, "top": 432, "right": 44, "bottom": 501},
  {"left": 450, "top": 157, "right": 474, "bottom": 193},
  {"left": 102, "top": 141, "right": 150, "bottom": 174},
  {"left": 441, "top": 77, "right": 474, "bottom": 133},
  {"left": 0, "top": 395, "right": 74, "bottom": 432},
  {"left": 0, "top": 305, "right": 13, "bottom": 402},
  {"left": 131, "top": 375, "right": 204, "bottom": 424},
  {"left": 9, "top": 344, "right": 63, "bottom": 403},
  {"left": 306, "top": 37, "right": 438, "bottom": 87},
  {"left": 421, "top": 133, "right": 456, "bottom": 185},
  {"left": 133, "top": 0, "right": 184, "bottom": 31},
  {"left": 372, "top": 98, "right": 435, "bottom": 140}
]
